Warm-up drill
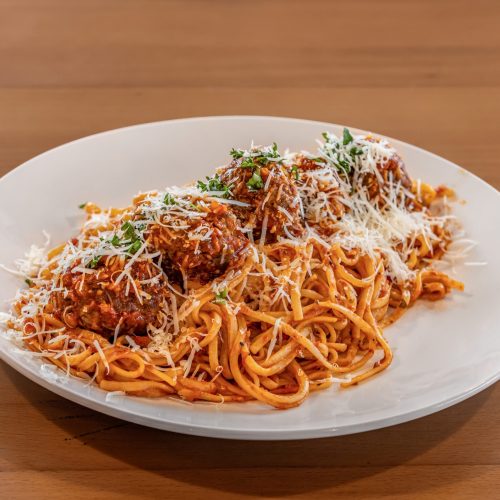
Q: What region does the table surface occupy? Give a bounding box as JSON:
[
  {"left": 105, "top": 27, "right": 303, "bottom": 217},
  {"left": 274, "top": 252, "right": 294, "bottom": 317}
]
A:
[{"left": 1, "top": 1, "right": 499, "bottom": 498}]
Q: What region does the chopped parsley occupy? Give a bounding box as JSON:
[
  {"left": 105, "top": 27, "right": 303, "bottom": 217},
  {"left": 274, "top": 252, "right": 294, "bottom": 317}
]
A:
[
  {"left": 121, "top": 221, "right": 136, "bottom": 241},
  {"left": 88, "top": 255, "right": 101, "bottom": 269},
  {"left": 320, "top": 130, "right": 356, "bottom": 174},
  {"left": 230, "top": 143, "right": 282, "bottom": 191},
  {"left": 197, "top": 175, "right": 232, "bottom": 198},
  {"left": 337, "top": 159, "right": 351, "bottom": 175},
  {"left": 163, "top": 193, "right": 177, "bottom": 206},
  {"left": 343, "top": 127, "right": 354, "bottom": 145},
  {"left": 24, "top": 278, "right": 33, "bottom": 286},
  {"left": 213, "top": 288, "right": 229, "bottom": 305},
  {"left": 230, "top": 142, "right": 281, "bottom": 168},
  {"left": 240, "top": 157, "right": 257, "bottom": 169},
  {"left": 247, "top": 170, "right": 264, "bottom": 191},
  {"left": 129, "top": 239, "right": 142, "bottom": 254},
  {"left": 291, "top": 165, "right": 300, "bottom": 180},
  {"left": 110, "top": 234, "right": 121, "bottom": 247},
  {"left": 78, "top": 202, "right": 87, "bottom": 209},
  {"left": 230, "top": 147, "right": 244, "bottom": 159},
  {"left": 106, "top": 221, "right": 143, "bottom": 256}
]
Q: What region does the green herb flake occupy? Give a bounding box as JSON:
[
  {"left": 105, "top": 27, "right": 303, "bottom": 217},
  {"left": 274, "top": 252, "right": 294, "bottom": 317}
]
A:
[
  {"left": 78, "top": 202, "right": 87, "bottom": 209},
  {"left": 232, "top": 143, "right": 281, "bottom": 169},
  {"left": 246, "top": 170, "right": 264, "bottom": 190},
  {"left": 230, "top": 147, "right": 244, "bottom": 159},
  {"left": 24, "top": 278, "right": 33, "bottom": 286},
  {"left": 128, "top": 239, "right": 142, "bottom": 254},
  {"left": 88, "top": 256, "right": 101, "bottom": 269},
  {"left": 197, "top": 175, "right": 232, "bottom": 198},
  {"left": 240, "top": 157, "right": 256, "bottom": 169},
  {"left": 213, "top": 288, "right": 228, "bottom": 305},
  {"left": 336, "top": 159, "right": 351, "bottom": 174},
  {"left": 110, "top": 234, "right": 121, "bottom": 247},
  {"left": 163, "top": 193, "right": 177, "bottom": 206},
  {"left": 291, "top": 165, "right": 300, "bottom": 180},
  {"left": 349, "top": 146, "right": 363, "bottom": 157},
  {"left": 121, "top": 221, "right": 137, "bottom": 241},
  {"left": 343, "top": 128, "right": 354, "bottom": 145}
]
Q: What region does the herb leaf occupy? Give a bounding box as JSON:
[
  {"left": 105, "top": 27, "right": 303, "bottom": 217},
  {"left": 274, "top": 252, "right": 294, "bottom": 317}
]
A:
[
  {"left": 213, "top": 288, "right": 228, "bottom": 305},
  {"left": 163, "top": 193, "right": 177, "bottom": 206},
  {"left": 336, "top": 159, "right": 351, "bottom": 174},
  {"left": 240, "top": 157, "right": 256, "bottom": 169},
  {"left": 349, "top": 146, "right": 363, "bottom": 157},
  {"left": 343, "top": 128, "right": 354, "bottom": 145},
  {"left": 230, "top": 148, "right": 244, "bottom": 159},
  {"left": 121, "top": 221, "right": 136, "bottom": 240},
  {"left": 24, "top": 278, "right": 33, "bottom": 286},
  {"left": 291, "top": 165, "right": 300, "bottom": 180},
  {"left": 129, "top": 239, "right": 142, "bottom": 254},
  {"left": 88, "top": 255, "right": 101, "bottom": 269},
  {"left": 246, "top": 170, "right": 264, "bottom": 190},
  {"left": 197, "top": 175, "right": 232, "bottom": 198},
  {"left": 231, "top": 143, "right": 281, "bottom": 168},
  {"left": 110, "top": 234, "right": 121, "bottom": 247},
  {"left": 78, "top": 202, "right": 87, "bottom": 209}
]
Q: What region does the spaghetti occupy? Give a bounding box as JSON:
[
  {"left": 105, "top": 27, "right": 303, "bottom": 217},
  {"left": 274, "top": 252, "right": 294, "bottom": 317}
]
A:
[{"left": 2, "top": 130, "right": 463, "bottom": 408}]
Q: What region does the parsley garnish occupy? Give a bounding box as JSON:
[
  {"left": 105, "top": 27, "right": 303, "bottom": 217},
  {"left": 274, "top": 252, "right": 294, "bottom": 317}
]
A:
[
  {"left": 230, "top": 143, "right": 281, "bottom": 168},
  {"left": 24, "top": 278, "right": 33, "bottom": 286},
  {"left": 121, "top": 221, "right": 136, "bottom": 240},
  {"left": 129, "top": 239, "right": 142, "bottom": 254},
  {"left": 336, "top": 159, "right": 351, "bottom": 174},
  {"left": 107, "top": 221, "right": 143, "bottom": 255},
  {"left": 163, "top": 193, "right": 177, "bottom": 206},
  {"left": 240, "top": 157, "right": 257, "bottom": 169},
  {"left": 197, "top": 175, "right": 232, "bottom": 198},
  {"left": 343, "top": 128, "right": 354, "bottom": 145},
  {"left": 320, "top": 130, "right": 354, "bottom": 174},
  {"left": 291, "top": 165, "right": 300, "bottom": 180},
  {"left": 230, "top": 148, "right": 244, "bottom": 159},
  {"left": 213, "top": 288, "right": 228, "bottom": 305},
  {"left": 247, "top": 170, "right": 264, "bottom": 190},
  {"left": 110, "top": 234, "right": 121, "bottom": 247},
  {"left": 78, "top": 202, "right": 87, "bottom": 209},
  {"left": 88, "top": 255, "right": 101, "bottom": 269},
  {"left": 230, "top": 143, "right": 281, "bottom": 191}
]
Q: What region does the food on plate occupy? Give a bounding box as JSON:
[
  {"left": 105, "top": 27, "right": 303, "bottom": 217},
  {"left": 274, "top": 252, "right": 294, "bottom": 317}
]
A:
[{"left": 2, "top": 129, "right": 463, "bottom": 408}]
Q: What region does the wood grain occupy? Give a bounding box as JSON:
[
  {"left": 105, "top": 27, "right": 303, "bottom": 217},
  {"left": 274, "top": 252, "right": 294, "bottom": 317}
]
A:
[{"left": 0, "top": 1, "right": 499, "bottom": 499}]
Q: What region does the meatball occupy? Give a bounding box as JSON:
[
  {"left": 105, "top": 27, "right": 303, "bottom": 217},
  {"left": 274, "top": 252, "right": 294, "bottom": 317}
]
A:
[
  {"left": 147, "top": 199, "right": 249, "bottom": 284},
  {"left": 361, "top": 152, "right": 412, "bottom": 201},
  {"left": 293, "top": 155, "right": 346, "bottom": 235},
  {"left": 54, "top": 260, "right": 166, "bottom": 336},
  {"left": 218, "top": 157, "right": 304, "bottom": 243}
]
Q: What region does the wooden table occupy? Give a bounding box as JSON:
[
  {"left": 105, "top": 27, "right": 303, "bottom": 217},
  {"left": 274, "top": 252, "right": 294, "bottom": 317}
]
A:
[{"left": 1, "top": 1, "right": 499, "bottom": 498}]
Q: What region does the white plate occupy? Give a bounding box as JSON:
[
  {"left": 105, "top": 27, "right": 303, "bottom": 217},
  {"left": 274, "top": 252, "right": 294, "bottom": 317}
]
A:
[{"left": 0, "top": 116, "right": 499, "bottom": 440}]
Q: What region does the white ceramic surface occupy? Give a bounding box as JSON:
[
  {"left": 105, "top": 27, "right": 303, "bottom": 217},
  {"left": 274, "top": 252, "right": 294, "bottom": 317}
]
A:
[{"left": 0, "top": 116, "right": 498, "bottom": 440}]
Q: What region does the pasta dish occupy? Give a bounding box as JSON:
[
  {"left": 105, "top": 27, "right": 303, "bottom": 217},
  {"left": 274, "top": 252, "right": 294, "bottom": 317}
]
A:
[{"left": 2, "top": 129, "right": 463, "bottom": 408}]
